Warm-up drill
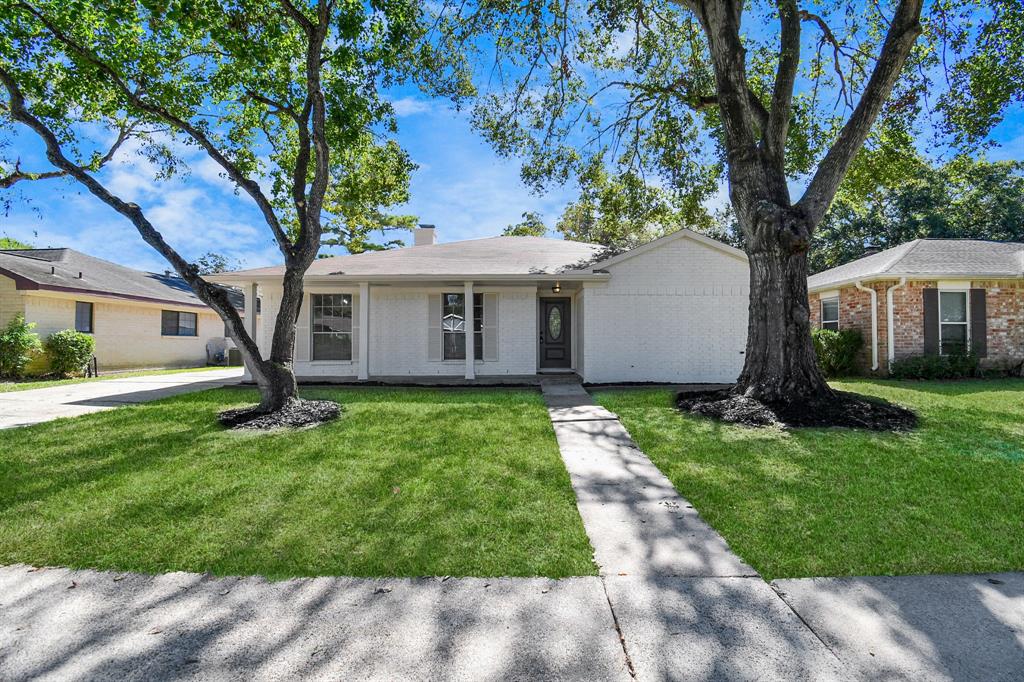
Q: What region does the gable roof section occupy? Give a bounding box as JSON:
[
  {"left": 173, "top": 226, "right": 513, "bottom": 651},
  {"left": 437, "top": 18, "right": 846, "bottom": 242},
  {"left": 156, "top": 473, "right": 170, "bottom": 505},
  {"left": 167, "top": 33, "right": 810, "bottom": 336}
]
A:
[
  {"left": 591, "top": 228, "right": 748, "bottom": 271},
  {"left": 215, "top": 236, "right": 608, "bottom": 281},
  {"left": 808, "top": 239, "right": 1024, "bottom": 291},
  {"left": 0, "top": 248, "right": 240, "bottom": 309}
]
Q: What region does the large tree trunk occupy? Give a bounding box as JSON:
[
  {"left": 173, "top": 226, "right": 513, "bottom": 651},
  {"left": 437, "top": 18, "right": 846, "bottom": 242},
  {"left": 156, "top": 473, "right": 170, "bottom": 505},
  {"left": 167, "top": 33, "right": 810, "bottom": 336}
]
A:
[
  {"left": 251, "top": 359, "right": 299, "bottom": 413},
  {"left": 734, "top": 200, "right": 832, "bottom": 404}
]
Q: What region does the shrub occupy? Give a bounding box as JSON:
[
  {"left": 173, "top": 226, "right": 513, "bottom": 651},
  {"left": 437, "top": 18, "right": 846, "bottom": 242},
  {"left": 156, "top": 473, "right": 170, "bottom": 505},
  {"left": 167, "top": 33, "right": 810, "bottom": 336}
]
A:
[
  {"left": 0, "top": 314, "right": 42, "bottom": 379},
  {"left": 812, "top": 328, "right": 864, "bottom": 377},
  {"left": 889, "top": 351, "right": 980, "bottom": 380},
  {"left": 44, "top": 329, "right": 95, "bottom": 378}
]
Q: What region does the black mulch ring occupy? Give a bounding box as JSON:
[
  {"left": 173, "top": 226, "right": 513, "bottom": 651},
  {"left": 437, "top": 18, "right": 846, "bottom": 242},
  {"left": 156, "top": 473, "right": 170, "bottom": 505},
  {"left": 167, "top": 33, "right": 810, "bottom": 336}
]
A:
[
  {"left": 676, "top": 389, "right": 917, "bottom": 431},
  {"left": 218, "top": 398, "right": 342, "bottom": 431}
]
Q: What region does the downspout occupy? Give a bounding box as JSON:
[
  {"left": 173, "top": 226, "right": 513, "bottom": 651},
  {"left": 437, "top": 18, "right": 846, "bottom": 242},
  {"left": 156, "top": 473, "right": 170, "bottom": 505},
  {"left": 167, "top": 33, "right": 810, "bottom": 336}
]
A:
[
  {"left": 855, "top": 280, "right": 879, "bottom": 372},
  {"left": 886, "top": 277, "right": 908, "bottom": 368}
]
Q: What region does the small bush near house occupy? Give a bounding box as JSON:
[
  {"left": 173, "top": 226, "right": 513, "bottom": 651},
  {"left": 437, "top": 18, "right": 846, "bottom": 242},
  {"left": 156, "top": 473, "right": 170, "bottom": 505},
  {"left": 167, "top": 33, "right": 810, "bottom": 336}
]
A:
[
  {"left": 44, "top": 330, "right": 95, "bottom": 378},
  {"left": 889, "top": 352, "right": 980, "bottom": 380},
  {"left": 811, "top": 328, "right": 863, "bottom": 377},
  {"left": 0, "top": 315, "right": 42, "bottom": 379}
]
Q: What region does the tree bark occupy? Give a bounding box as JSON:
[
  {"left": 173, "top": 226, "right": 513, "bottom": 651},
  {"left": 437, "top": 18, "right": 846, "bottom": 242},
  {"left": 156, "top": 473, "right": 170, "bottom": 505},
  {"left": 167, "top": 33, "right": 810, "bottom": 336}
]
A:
[{"left": 736, "top": 203, "right": 831, "bottom": 402}]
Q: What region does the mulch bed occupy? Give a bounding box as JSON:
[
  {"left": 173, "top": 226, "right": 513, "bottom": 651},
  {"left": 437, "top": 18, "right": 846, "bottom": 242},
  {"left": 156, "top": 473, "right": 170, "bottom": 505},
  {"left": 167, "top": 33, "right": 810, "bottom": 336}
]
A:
[
  {"left": 218, "top": 398, "right": 341, "bottom": 431},
  {"left": 676, "top": 389, "right": 917, "bottom": 431}
]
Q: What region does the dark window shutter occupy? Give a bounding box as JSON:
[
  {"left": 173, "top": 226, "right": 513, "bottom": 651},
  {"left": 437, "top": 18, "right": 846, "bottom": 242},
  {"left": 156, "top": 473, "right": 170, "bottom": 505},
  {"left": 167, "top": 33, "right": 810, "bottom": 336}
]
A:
[
  {"left": 922, "top": 288, "right": 939, "bottom": 356},
  {"left": 970, "top": 288, "right": 987, "bottom": 358}
]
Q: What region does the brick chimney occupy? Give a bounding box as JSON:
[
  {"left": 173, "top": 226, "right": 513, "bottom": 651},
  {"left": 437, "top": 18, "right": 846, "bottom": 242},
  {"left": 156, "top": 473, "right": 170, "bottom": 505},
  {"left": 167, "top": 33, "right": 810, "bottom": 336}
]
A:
[{"left": 413, "top": 224, "right": 436, "bottom": 246}]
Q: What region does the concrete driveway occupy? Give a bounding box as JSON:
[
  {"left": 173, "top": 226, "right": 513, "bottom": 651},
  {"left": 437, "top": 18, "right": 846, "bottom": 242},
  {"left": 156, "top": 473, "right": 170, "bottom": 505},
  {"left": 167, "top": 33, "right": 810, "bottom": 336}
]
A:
[{"left": 0, "top": 368, "right": 244, "bottom": 429}]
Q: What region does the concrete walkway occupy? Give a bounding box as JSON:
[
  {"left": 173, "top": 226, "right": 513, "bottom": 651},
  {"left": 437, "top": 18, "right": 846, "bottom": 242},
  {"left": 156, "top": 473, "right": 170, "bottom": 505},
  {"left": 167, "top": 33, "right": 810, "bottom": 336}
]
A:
[
  {"left": 542, "top": 378, "right": 844, "bottom": 680},
  {"left": 0, "top": 368, "right": 244, "bottom": 429}
]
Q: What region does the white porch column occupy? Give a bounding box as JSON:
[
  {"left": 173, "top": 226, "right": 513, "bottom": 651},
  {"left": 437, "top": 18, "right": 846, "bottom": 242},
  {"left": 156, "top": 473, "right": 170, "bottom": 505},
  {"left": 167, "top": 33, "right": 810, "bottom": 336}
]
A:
[
  {"left": 242, "top": 281, "right": 258, "bottom": 380},
  {"left": 358, "top": 281, "right": 370, "bottom": 380},
  {"left": 464, "top": 280, "right": 475, "bottom": 380}
]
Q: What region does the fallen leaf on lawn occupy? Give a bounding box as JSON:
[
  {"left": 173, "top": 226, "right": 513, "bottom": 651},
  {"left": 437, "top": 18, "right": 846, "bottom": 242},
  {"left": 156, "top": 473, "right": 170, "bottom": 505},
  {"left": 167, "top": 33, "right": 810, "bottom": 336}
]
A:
[{"left": 392, "top": 487, "right": 400, "bottom": 494}]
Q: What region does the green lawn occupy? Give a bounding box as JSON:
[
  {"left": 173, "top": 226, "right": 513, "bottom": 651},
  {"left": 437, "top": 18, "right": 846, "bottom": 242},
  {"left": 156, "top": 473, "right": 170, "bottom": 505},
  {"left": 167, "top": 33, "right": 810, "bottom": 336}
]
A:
[
  {"left": 594, "top": 379, "right": 1024, "bottom": 581},
  {"left": 0, "top": 365, "right": 230, "bottom": 393},
  {"left": 0, "top": 387, "right": 595, "bottom": 579}
]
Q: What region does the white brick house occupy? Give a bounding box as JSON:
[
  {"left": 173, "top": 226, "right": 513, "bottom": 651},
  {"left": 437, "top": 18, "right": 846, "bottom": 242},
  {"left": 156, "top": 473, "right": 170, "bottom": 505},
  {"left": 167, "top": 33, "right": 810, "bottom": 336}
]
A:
[{"left": 212, "top": 227, "right": 750, "bottom": 384}]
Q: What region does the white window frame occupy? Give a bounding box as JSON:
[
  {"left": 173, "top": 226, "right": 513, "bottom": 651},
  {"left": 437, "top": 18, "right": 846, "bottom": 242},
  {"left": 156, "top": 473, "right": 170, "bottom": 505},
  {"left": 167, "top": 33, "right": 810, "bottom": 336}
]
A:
[
  {"left": 310, "top": 293, "right": 353, "bottom": 362},
  {"left": 820, "top": 296, "right": 840, "bottom": 331},
  {"left": 441, "top": 292, "right": 483, "bottom": 361},
  {"left": 938, "top": 289, "right": 970, "bottom": 356}
]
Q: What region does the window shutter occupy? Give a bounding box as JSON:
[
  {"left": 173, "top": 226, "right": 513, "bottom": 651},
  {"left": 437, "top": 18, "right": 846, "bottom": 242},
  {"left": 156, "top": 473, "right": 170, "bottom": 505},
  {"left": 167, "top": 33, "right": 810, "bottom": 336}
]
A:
[
  {"left": 351, "top": 293, "right": 360, "bottom": 362},
  {"left": 427, "top": 294, "right": 442, "bottom": 361},
  {"left": 294, "top": 292, "right": 311, "bottom": 362},
  {"left": 922, "top": 288, "right": 939, "bottom": 356},
  {"left": 970, "top": 288, "right": 987, "bottom": 358},
  {"left": 483, "top": 293, "right": 498, "bottom": 361}
]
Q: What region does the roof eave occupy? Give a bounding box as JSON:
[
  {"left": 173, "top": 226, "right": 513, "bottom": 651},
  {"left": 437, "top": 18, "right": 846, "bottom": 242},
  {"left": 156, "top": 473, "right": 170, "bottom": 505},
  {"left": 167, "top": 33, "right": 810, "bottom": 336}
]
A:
[
  {"left": 209, "top": 271, "right": 612, "bottom": 284},
  {"left": 808, "top": 271, "right": 1024, "bottom": 292}
]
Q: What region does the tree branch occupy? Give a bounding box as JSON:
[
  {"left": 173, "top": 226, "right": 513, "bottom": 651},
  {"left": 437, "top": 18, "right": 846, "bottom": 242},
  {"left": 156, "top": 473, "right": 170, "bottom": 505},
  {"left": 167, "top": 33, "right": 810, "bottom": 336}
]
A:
[
  {"left": 13, "top": 0, "right": 295, "bottom": 258},
  {"left": 0, "top": 122, "right": 133, "bottom": 188},
  {"left": 764, "top": 0, "right": 800, "bottom": 160},
  {"left": 797, "top": 0, "right": 924, "bottom": 225},
  {"left": 0, "top": 65, "right": 266, "bottom": 376}
]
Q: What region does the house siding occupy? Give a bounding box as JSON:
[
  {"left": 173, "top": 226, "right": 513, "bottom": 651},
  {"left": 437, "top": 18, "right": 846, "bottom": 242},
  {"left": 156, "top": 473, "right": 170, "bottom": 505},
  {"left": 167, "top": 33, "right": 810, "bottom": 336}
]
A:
[
  {"left": 810, "top": 278, "right": 1024, "bottom": 371},
  {"left": 23, "top": 293, "right": 222, "bottom": 370},
  {"left": 265, "top": 285, "right": 539, "bottom": 379},
  {"left": 0, "top": 275, "right": 25, "bottom": 327},
  {"left": 582, "top": 235, "right": 749, "bottom": 384}
]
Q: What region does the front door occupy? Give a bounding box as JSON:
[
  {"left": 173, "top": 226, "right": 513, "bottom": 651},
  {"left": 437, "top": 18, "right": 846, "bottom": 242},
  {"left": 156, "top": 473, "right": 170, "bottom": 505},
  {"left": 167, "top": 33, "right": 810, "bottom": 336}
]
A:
[{"left": 539, "top": 298, "right": 571, "bottom": 369}]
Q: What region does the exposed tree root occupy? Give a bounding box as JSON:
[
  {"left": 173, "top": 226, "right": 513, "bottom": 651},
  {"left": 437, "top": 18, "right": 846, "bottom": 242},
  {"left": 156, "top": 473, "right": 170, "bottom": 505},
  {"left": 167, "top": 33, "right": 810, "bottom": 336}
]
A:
[
  {"left": 676, "top": 388, "right": 917, "bottom": 431},
  {"left": 218, "top": 397, "right": 341, "bottom": 431}
]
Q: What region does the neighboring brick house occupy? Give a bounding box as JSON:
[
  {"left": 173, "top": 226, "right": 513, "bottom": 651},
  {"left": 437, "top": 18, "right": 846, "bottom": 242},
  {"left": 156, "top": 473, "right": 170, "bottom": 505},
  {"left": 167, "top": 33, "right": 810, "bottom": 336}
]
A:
[
  {"left": 210, "top": 227, "right": 751, "bottom": 384},
  {"left": 0, "top": 248, "right": 245, "bottom": 371},
  {"left": 808, "top": 239, "right": 1024, "bottom": 373}
]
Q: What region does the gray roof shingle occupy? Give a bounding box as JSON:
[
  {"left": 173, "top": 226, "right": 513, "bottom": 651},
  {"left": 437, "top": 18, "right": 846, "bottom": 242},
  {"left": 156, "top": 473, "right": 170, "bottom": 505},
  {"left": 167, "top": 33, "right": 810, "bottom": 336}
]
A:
[
  {"left": 217, "top": 236, "right": 606, "bottom": 280},
  {"left": 0, "top": 248, "right": 242, "bottom": 309},
  {"left": 808, "top": 239, "right": 1024, "bottom": 290}
]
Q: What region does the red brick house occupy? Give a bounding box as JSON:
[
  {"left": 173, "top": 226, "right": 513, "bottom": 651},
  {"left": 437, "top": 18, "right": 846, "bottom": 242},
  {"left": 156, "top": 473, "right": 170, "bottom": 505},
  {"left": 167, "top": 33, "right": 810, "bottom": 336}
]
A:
[{"left": 808, "top": 239, "right": 1024, "bottom": 373}]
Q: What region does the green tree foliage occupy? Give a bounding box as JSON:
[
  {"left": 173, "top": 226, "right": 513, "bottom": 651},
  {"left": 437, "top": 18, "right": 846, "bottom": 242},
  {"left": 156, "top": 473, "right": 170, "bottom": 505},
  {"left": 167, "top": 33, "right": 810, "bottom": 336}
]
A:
[
  {"left": 1, "top": 0, "right": 463, "bottom": 411},
  {"left": 192, "top": 252, "right": 242, "bottom": 275},
  {"left": 0, "top": 236, "right": 32, "bottom": 249},
  {"left": 503, "top": 211, "right": 548, "bottom": 237},
  {"left": 437, "top": 0, "right": 1023, "bottom": 403},
  {"left": 811, "top": 156, "right": 1024, "bottom": 272},
  {"left": 319, "top": 137, "right": 419, "bottom": 253},
  {"left": 0, "top": 314, "right": 41, "bottom": 379}
]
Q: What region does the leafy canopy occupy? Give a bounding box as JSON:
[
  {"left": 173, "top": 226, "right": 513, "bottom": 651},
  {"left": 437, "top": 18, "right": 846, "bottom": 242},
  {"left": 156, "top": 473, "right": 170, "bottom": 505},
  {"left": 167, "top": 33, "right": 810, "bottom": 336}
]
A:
[
  {"left": 436, "top": 0, "right": 1023, "bottom": 237},
  {"left": 0, "top": 0, "right": 454, "bottom": 257}
]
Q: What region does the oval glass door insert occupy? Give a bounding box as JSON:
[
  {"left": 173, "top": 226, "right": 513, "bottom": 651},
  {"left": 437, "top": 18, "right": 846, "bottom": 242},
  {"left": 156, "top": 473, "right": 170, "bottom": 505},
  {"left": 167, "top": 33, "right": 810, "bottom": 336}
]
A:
[{"left": 548, "top": 306, "right": 562, "bottom": 340}]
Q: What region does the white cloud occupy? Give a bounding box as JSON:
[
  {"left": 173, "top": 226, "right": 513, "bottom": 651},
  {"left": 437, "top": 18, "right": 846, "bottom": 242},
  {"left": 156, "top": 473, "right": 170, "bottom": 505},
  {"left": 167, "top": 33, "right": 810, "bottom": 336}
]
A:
[{"left": 390, "top": 96, "right": 437, "bottom": 117}]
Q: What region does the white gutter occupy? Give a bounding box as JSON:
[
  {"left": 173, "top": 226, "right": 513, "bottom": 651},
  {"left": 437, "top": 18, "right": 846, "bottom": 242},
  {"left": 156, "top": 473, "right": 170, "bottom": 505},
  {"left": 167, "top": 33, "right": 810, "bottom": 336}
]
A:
[
  {"left": 855, "top": 280, "right": 879, "bottom": 372},
  {"left": 886, "top": 277, "right": 908, "bottom": 366}
]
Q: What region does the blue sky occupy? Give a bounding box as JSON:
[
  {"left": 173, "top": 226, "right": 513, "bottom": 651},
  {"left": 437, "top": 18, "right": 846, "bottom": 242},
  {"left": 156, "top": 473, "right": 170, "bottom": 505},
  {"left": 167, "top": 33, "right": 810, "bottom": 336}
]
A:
[
  {"left": 2, "top": 89, "right": 1022, "bottom": 274},
  {"left": 0, "top": 94, "right": 581, "bottom": 272}
]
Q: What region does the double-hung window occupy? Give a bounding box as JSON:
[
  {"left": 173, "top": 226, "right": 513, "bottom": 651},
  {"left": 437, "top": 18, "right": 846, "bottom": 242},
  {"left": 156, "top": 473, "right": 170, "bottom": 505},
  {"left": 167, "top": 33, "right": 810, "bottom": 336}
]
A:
[
  {"left": 161, "top": 310, "right": 197, "bottom": 336},
  {"left": 75, "top": 301, "right": 93, "bottom": 333},
  {"left": 820, "top": 297, "right": 839, "bottom": 331},
  {"left": 938, "top": 291, "right": 968, "bottom": 355},
  {"left": 442, "top": 293, "right": 483, "bottom": 360},
  {"left": 311, "top": 294, "right": 352, "bottom": 361}
]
